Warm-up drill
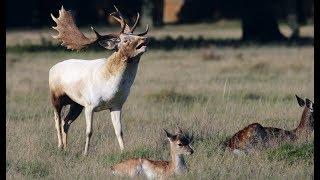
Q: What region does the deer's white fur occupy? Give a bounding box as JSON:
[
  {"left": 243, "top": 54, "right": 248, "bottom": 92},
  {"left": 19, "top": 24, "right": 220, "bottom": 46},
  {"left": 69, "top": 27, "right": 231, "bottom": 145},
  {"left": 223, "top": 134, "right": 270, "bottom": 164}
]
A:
[{"left": 49, "top": 58, "right": 139, "bottom": 110}]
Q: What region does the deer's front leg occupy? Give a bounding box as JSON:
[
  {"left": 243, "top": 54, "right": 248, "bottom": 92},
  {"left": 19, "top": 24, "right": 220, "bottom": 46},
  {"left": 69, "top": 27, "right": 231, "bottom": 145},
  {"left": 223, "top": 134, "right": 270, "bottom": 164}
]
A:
[
  {"left": 84, "top": 106, "right": 94, "bottom": 156},
  {"left": 110, "top": 108, "right": 124, "bottom": 151}
]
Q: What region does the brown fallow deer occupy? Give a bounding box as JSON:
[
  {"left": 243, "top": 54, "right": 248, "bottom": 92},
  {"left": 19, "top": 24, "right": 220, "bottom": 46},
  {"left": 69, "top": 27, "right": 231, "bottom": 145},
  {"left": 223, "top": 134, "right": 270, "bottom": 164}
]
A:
[
  {"left": 49, "top": 6, "right": 149, "bottom": 155},
  {"left": 111, "top": 127, "right": 194, "bottom": 179},
  {"left": 225, "top": 95, "right": 314, "bottom": 155}
]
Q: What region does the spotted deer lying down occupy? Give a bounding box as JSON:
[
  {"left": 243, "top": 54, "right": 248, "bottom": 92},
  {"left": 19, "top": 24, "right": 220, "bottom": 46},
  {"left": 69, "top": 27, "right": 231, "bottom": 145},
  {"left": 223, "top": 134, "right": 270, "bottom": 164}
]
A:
[
  {"left": 49, "top": 6, "right": 149, "bottom": 155},
  {"left": 111, "top": 127, "right": 194, "bottom": 179},
  {"left": 225, "top": 95, "right": 314, "bottom": 155}
]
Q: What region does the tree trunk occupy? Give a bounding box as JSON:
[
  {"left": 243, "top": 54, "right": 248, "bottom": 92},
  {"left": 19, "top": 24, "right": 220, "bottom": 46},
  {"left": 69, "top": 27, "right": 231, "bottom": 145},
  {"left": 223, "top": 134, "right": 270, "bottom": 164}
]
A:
[
  {"left": 287, "top": 0, "right": 299, "bottom": 38},
  {"left": 241, "top": 1, "right": 286, "bottom": 42},
  {"left": 152, "top": 0, "right": 164, "bottom": 27}
]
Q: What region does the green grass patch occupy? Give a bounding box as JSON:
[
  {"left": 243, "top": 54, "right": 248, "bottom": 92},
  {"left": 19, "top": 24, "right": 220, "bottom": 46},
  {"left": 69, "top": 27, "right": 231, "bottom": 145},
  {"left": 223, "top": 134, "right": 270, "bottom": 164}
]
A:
[
  {"left": 266, "top": 143, "right": 314, "bottom": 164},
  {"left": 15, "top": 160, "right": 50, "bottom": 178},
  {"left": 146, "top": 89, "right": 207, "bottom": 105},
  {"left": 243, "top": 93, "right": 262, "bottom": 101},
  {"left": 230, "top": 91, "right": 294, "bottom": 103},
  {"left": 249, "top": 62, "right": 270, "bottom": 73},
  {"left": 192, "top": 134, "right": 227, "bottom": 157},
  {"left": 236, "top": 72, "right": 279, "bottom": 82}
]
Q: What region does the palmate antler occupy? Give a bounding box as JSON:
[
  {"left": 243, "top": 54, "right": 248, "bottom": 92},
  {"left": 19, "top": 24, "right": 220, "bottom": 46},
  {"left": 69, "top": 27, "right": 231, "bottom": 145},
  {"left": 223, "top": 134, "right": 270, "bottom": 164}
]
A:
[
  {"left": 51, "top": 6, "right": 148, "bottom": 51},
  {"left": 51, "top": 6, "right": 99, "bottom": 50},
  {"left": 51, "top": 6, "right": 120, "bottom": 51}
]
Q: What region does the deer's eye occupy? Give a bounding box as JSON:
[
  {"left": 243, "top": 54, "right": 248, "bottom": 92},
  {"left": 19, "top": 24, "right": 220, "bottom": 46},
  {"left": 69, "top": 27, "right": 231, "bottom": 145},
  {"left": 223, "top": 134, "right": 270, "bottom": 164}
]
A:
[{"left": 178, "top": 143, "right": 183, "bottom": 147}]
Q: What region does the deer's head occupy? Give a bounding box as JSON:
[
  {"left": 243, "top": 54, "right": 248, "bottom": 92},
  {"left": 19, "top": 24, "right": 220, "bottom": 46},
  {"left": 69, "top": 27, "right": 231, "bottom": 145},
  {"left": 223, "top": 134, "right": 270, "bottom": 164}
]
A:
[
  {"left": 296, "top": 95, "right": 314, "bottom": 130},
  {"left": 51, "top": 6, "right": 149, "bottom": 59},
  {"left": 164, "top": 127, "right": 194, "bottom": 155}
]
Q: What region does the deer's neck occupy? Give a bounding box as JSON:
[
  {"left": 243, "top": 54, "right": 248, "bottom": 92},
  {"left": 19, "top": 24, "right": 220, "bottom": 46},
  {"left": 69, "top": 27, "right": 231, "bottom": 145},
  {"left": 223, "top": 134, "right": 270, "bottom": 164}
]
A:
[
  {"left": 170, "top": 151, "right": 187, "bottom": 175},
  {"left": 293, "top": 108, "right": 313, "bottom": 138},
  {"left": 103, "top": 51, "right": 140, "bottom": 78}
]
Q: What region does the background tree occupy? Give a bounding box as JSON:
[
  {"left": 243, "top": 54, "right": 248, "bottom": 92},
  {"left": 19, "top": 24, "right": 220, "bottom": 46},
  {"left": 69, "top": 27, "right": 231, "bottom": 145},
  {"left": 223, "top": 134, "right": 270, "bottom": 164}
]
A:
[
  {"left": 239, "top": 0, "right": 286, "bottom": 42},
  {"left": 151, "top": 0, "right": 164, "bottom": 27}
]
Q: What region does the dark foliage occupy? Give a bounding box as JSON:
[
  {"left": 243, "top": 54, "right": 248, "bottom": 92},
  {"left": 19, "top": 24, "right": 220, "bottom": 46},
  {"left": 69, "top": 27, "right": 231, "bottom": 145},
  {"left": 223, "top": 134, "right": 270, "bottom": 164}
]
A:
[{"left": 6, "top": 0, "right": 313, "bottom": 42}]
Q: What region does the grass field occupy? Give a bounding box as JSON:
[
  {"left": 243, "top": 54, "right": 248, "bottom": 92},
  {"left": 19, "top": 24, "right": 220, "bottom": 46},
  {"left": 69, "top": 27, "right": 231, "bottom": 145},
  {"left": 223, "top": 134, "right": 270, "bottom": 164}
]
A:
[{"left": 6, "top": 22, "right": 314, "bottom": 179}]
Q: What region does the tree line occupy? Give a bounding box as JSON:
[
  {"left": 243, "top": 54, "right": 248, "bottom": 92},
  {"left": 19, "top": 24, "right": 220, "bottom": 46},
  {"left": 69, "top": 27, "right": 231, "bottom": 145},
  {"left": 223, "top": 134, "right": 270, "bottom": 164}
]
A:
[{"left": 6, "top": 0, "right": 313, "bottom": 42}]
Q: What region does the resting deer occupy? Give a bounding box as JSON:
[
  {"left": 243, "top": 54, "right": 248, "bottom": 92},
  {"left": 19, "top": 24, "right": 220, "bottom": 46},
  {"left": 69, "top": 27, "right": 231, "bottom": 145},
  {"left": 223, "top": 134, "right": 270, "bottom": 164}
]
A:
[
  {"left": 49, "top": 6, "right": 149, "bottom": 155},
  {"left": 111, "top": 127, "right": 194, "bottom": 179},
  {"left": 225, "top": 95, "right": 314, "bottom": 155}
]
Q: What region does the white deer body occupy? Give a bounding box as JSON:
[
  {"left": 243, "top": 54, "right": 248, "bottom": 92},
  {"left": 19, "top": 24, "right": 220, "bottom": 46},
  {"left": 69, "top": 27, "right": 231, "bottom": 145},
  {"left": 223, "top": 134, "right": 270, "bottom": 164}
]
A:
[
  {"left": 49, "top": 6, "right": 149, "bottom": 155},
  {"left": 49, "top": 57, "right": 139, "bottom": 111}
]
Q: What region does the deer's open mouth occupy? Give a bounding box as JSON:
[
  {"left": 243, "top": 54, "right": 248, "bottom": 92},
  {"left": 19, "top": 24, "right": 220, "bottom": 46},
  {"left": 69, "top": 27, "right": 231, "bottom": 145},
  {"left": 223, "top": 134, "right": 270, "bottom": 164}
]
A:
[{"left": 136, "top": 42, "right": 147, "bottom": 49}]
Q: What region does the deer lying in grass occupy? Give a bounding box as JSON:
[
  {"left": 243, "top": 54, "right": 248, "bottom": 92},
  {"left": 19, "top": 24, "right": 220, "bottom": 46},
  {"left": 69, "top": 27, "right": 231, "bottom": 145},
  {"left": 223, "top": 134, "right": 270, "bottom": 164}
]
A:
[
  {"left": 111, "top": 127, "right": 194, "bottom": 179},
  {"left": 225, "top": 95, "right": 314, "bottom": 155},
  {"left": 49, "top": 6, "right": 149, "bottom": 155}
]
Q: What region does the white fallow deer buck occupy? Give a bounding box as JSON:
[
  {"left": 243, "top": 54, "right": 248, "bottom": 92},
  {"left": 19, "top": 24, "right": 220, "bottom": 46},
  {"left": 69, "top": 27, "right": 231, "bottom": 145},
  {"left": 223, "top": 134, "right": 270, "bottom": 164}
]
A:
[
  {"left": 225, "top": 95, "right": 314, "bottom": 155},
  {"left": 111, "top": 127, "right": 194, "bottom": 179},
  {"left": 49, "top": 6, "right": 149, "bottom": 155}
]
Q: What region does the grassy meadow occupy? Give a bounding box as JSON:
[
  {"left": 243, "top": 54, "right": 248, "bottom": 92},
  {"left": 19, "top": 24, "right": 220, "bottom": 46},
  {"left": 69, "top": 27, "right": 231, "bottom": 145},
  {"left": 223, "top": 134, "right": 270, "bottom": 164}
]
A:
[{"left": 6, "top": 22, "right": 314, "bottom": 179}]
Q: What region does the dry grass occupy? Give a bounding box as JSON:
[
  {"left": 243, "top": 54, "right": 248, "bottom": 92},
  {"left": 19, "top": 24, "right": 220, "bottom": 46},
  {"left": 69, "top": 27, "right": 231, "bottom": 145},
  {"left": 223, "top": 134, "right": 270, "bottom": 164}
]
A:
[{"left": 6, "top": 24, "right": 313, "bottom": 179}]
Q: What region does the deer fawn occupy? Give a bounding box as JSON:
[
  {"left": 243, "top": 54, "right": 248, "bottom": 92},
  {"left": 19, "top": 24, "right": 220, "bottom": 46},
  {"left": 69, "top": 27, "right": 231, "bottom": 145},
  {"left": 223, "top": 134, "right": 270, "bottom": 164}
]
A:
[
  {"left": 49, "top": 6, "right": 149, "bottom": 155},
  {"left": 225, "top": 95, "right": 314, "bottom": 155},
  {"left": 111, "top": 127, "right": 194, "bottom": 179}
]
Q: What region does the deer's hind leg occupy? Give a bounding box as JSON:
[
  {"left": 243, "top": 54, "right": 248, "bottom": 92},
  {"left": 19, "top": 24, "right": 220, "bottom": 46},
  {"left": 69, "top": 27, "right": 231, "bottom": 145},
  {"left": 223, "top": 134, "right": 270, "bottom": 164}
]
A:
[
  {"left": 61, "top": 102, "right": 83, "bottom": 149},
  {"left": 51, "top": 93, "right": 63, "bottom": 149},
  {"left": 53, "top": 109, "right": 62, "bottom": 148}
]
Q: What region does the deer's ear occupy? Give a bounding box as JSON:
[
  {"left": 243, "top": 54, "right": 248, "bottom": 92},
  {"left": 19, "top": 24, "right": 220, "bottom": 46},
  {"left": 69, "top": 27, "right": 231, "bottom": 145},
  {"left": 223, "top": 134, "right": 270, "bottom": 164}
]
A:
[
  {"left": 98, "top": 37, "right": 120, "bottom": 50},
  {"left": 164, "top": 129, "right": 176, "bottom": 141},
  {"left": 296, "top": 95, "right": 305, "bottom": 107},
  {"left": 305, "top": 98, "right": 313, "bottom": 108}
]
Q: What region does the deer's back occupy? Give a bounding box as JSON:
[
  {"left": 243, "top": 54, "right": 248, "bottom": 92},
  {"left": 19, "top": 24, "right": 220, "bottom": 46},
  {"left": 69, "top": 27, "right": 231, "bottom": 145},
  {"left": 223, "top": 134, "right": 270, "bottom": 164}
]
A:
[
  {"left": 111, "top": 158, "right": 143, "bottom": 177},
  {"left": 263, "top": 127, "right": 295, "bottom": 146},
  {"left": 49, "top": 58, "right": 105, "bottom": 80},
  {"left": 142, "top": 159, "right": 171, "bottom": 177},
  {"left": 226, "top": 123, "right": 297, "bottom": 152},
  {"left": 111, "top": 158, "right": 171, "bottom": 178},
  {"left": 49, "top": 59, "right": 106, "bottom": 94},
  {"left": 225, "top": 123, "right": 267, "bottom": 151}
]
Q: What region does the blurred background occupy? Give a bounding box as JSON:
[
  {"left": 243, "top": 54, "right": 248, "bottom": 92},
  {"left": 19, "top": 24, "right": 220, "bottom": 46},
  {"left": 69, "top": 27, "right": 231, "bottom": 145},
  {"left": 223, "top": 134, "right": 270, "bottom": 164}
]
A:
[{"left": 6, "top": 0, "right": 314, "bottom": 43}]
